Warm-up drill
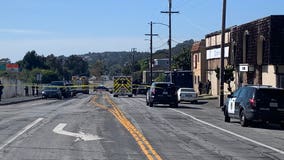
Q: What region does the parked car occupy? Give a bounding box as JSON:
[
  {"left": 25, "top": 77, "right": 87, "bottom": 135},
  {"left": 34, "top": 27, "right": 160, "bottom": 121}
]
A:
[
  {"left": 42, "top": 86, "right": 63, "bottom": 99},
  {"left": 177, "top": 88, "right": 198, "bottom": 103},
  {"left": 223, "top": 85, "right": 284, "bottom": 128},
  {"left": 94, "top": 85, "right": 109, "bottom": 91},
  {"left": 50, "top": 81, "right": 72, "bottom": 98},
  {"left": 146, "top": 86, "right": 150, "bottom": 106},
  {"left": 147, "top": 82, "right": 178, "bottom": 107}
]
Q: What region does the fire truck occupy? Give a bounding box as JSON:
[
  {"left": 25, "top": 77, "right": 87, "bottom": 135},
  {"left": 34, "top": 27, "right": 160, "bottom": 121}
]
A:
[{"left": 113, "top": 76, "right": 133, "bottom": 97}]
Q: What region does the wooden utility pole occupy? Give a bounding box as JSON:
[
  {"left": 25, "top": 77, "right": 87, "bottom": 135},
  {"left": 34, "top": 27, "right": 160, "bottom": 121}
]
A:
[
  {"left": 219, "top": 0, "right": 227, "bottom": 107},
  {"left": 161, "top": 0, "right": 179, "bottom": 83},
  {"left": 145, "top": 21, "right": 158, "bottom": 83}
]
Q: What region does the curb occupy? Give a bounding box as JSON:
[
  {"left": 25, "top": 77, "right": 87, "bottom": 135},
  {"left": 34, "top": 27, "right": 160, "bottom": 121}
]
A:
[{"left": 0, "top": 97, "right": 42, "bottom": 106}]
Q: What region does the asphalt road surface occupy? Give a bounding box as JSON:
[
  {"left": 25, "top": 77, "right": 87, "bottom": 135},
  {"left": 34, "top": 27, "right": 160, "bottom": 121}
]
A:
[{"left": 0, "top": 92, "right": 283, "bottom": 160}]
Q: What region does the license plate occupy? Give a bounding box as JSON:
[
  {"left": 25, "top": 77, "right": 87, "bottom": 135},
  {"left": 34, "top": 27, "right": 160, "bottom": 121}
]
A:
[
  {"left": 163, "top": 91, "right": 168, "bottom": 94},
  {"left": 270, "top": 102, "right": 278, "bottom": 107}
]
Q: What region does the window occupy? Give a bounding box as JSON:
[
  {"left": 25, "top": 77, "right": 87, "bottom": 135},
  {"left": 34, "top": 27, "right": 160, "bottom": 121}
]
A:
[{"left": 194, "top": 55, "right": 197, "bottom": 69}]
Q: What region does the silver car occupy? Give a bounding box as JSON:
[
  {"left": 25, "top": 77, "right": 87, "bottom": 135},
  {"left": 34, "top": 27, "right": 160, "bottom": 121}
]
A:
[{"left": 177, "top": 88, "right": 198, "bottom": 103}]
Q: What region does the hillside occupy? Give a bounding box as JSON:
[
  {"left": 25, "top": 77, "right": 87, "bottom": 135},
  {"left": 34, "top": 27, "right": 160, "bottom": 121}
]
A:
[{"left": 82, "top": 39, "right": 195, "bottom": 76}]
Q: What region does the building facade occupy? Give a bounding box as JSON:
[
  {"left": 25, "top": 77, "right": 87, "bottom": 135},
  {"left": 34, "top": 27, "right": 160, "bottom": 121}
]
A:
[
  {"left": 231, "top": 15, "right": 284, "bottom": 88},
  {"left": 205, "top": 28, "right": 236, "bottom": 96},
  {"left": 191, "top": 40, "right": 206, "bottom": 94}
]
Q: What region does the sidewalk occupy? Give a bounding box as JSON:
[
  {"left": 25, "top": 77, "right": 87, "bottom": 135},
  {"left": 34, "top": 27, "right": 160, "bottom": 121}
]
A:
[
  {"left": 0, "top": 96, "right": 42, "bottom": 105},
  {"left": 198, "top": 94, "right": 218, "bottom": 100}
]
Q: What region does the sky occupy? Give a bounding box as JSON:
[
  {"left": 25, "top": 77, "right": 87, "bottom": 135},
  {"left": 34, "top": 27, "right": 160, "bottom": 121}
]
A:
[{"left": 0, "top": 0, "right": 284, "bottom": 62}]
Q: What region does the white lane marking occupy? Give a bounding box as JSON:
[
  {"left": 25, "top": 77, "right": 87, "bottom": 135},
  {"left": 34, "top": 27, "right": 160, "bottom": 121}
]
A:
[
  {"left": 0, "top": 118, "right": 44, "bottom": 150},
  {"left": 53, "top": 123, "right": 102, "bottom": 141},
  {"left": 170, "top": 109, "right": 284, "bottom": 155}
]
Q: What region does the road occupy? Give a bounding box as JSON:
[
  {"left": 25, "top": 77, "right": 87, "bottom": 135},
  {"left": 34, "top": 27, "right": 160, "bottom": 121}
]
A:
[{"left": 0, "top": 92, "right": 283, "bottom": 160}]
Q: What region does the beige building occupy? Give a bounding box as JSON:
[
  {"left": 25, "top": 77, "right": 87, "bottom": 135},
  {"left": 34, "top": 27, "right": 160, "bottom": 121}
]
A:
[
  {"left": 191, "top": 40, "right": 206, "bottom": 94},
  {"left": 205, "top": 29, "right": 236, "bottom": 96}
]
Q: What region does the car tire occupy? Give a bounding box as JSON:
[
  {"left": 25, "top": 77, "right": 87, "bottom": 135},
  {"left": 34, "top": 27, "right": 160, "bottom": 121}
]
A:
[
  {"left": 146, "top": 101, "right": 149, "bottom": 106},
  {"left": 170, "top": 103, "right": 178, "bottom": 108},
  {"left": 149, "top": 102, "right": 153, "bottom": 107},
  {"left": 224, "top": 106, "right": 230, "bottom": 123},
  {"left": 240, "top": 110, "right": 249, "bottom": 127}
]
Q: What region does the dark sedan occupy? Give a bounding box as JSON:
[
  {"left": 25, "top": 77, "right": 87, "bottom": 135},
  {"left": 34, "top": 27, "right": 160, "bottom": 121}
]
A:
[{"left": 41, "top": 86, "right": 63, "bottom": 99}]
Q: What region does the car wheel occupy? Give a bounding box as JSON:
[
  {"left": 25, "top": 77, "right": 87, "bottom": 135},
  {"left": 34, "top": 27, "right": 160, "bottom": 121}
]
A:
[
  {"left": 240, "top": 110, "right": 249, "bottom": 127},
  {"left": 224, "top": 106, "right": 230, "bottom": 123},
  {"left": 146, "top": 101, "right": 149, "bottom": 106},
  {"left": 170, "top": 103, "right": 178, "bottom": 108},
  {"left": 149, "top": 102, "right": 153, "bottom": 107}
]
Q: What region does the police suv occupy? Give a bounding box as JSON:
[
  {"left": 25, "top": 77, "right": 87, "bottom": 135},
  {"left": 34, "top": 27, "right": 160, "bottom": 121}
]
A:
[{"left": 223, "top": 85, "right": 284, "bottom": 128}]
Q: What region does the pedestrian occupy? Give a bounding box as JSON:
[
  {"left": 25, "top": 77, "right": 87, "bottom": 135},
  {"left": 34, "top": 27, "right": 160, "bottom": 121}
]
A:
[
  {"left": 32, "top": 84, "right": 35, "bottom": 96},
  {"left": 36, "top": 85, "right": 39, "bottom": 96},
  {"left": 206, "top": 80, "right": 211, "bottom": 94},
  {"left": 24, "top": 86, "right": 29, "bottom": 96},
  {"left": 198, "top": 81, "right": 203, "bottom": 95},
  {"left": 0, "top": 81, "right": 4, "bottom": 101}
]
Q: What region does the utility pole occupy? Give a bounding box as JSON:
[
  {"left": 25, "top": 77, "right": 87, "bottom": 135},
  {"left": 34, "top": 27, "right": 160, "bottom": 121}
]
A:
[
  {"left": 131, "top": 48, "right": 137, "bottom": 74},
  {"left": 219, "top": 0, "right": 227, "bottom": 107},
  {"left": 145, "top": 21, "right": 158, "bottom": 84},
  {"left": 161, "top": 0, "right": 179, "bottom": 83}
]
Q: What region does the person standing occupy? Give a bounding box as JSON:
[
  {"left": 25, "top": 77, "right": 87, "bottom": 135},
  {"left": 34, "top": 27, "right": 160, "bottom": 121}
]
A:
[
  {"left": 0, "top": 81, "right": 4, "bottom": 101},
  {"left": 206, "top": 80, "right": 211, "bottom": 94},
  {"left": 198, "top": 81, "right": 203, "bottom": 95},
  {"left": 32, "top": 84, "right": 35, "bottom": 96}
]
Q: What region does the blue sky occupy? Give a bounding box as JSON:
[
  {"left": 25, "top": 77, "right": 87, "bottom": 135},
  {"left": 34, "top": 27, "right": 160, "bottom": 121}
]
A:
[{"left": 0, "top": 0, "right": 283, "bottom": 62}]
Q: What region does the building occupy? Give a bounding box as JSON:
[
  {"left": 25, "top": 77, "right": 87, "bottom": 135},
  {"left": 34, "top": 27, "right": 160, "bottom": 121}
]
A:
[
  {"left": 191, "top": 40, "right": 206, "bottom": 94},
  {"left": 205, "top": 28, "right": 236, "bottom": 96},
  {"left": 153, "top": 58, "right": 169, "bottom": 70},
  {"left": 231, "top": 15, "right": 284, "bottom": 88}
]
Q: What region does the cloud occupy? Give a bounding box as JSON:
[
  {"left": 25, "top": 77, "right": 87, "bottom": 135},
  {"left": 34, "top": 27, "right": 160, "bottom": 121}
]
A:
[{"left": 0, "top": 29, "right": 51, "bottom": 35}]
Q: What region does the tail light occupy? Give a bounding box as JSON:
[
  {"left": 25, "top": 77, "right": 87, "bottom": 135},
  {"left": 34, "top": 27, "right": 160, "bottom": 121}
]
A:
[
  {"left": 249, "top": 98, "right": 256, "bottom": 108},
  {"left": 151, "top": 88, "right": 156, "bottom": 95}
]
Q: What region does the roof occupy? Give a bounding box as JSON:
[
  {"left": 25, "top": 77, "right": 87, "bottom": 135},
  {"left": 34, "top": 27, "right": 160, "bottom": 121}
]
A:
[{"left": 191, "top": 41, "right": 201, "bottom": 52}]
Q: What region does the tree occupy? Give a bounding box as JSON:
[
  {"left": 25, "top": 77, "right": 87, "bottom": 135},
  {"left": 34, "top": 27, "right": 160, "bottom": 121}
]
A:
[
  {"left": 22, "top": 50, "right": 47, "bottom": 70},
  {"left": 64, "top": 55, "right": 89, "bottom": 78},
  {"left": 173, "top": 47, "right": 191, "bottom": 70},
  {"left": 215, "top": 65, "right": 235, "bottom": 93}
]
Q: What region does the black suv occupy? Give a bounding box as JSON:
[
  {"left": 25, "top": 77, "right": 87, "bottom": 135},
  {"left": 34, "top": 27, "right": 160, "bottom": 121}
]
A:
[
  {"left": 146, "top": 82, "right": 178, "bottom": 107},
  {"left": 223, "top": 85, "right": 284, "bottom": 127}
]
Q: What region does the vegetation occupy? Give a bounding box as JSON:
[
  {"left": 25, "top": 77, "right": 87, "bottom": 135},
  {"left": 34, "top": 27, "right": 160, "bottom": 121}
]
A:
[
  {"left": 1, "top": 39, "right": 195, "bottom": 84},
  {"left": 215, "top": 65, "right": 235, "bottom": 93},
  {"left": 13, "top": 51, "right": 89, "bottom": 83}
]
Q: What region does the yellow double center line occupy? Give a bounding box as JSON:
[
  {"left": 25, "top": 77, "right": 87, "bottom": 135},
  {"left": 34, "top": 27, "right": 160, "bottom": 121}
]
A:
[{"left": 91, "top": 94, "right": 162, "bottom": 160}]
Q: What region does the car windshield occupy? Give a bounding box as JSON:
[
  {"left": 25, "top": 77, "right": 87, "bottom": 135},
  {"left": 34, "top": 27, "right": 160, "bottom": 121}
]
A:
[{"left": 43, "top": 87, "right": 58, "bottom": 90}]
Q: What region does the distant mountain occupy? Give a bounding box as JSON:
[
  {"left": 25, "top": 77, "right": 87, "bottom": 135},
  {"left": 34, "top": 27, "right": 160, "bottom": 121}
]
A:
[
  {"left": 151, "top": 39, "right": 194, "bottom": 59},
  {"left": 81, "top": 39, "right": 195, "bottom": 76},
  {"left": 82, "top": 51, "right": 149, "bottom": 67}
]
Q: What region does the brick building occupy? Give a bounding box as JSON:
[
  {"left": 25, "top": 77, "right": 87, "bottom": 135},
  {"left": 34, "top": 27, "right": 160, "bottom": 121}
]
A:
[{"left": 231, "top": 15, "right": 284, "bottom": 88}]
